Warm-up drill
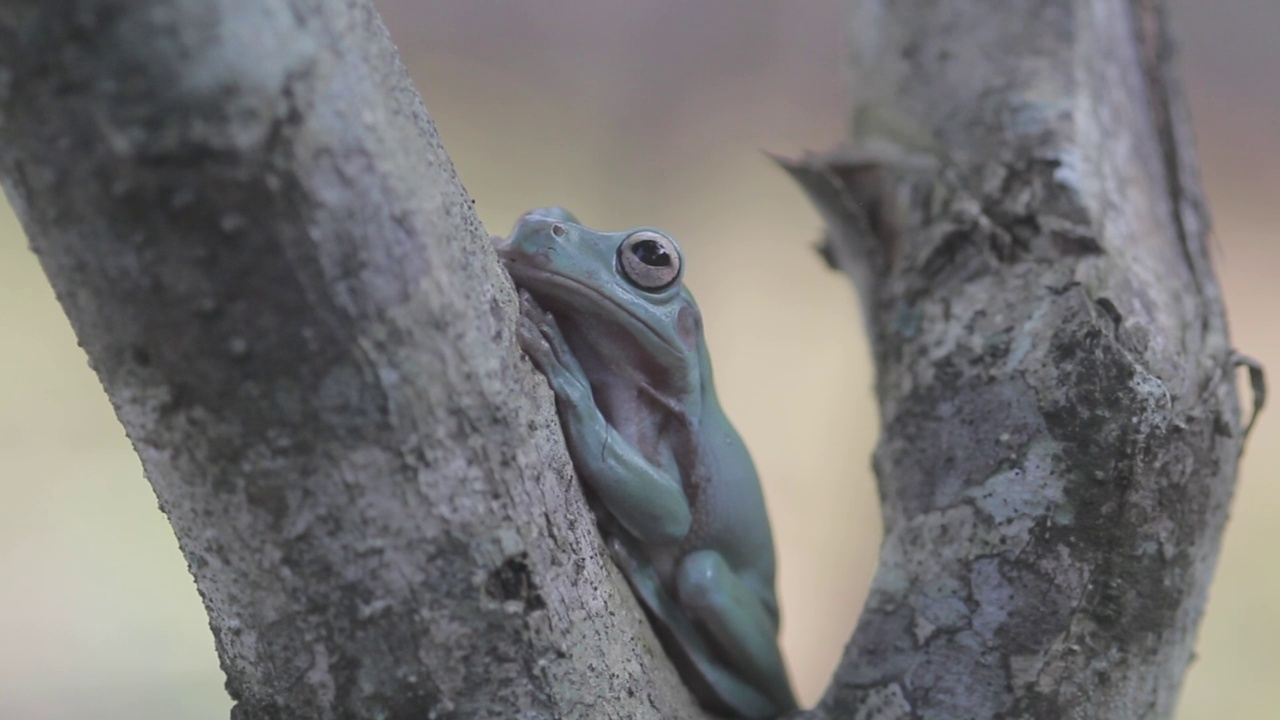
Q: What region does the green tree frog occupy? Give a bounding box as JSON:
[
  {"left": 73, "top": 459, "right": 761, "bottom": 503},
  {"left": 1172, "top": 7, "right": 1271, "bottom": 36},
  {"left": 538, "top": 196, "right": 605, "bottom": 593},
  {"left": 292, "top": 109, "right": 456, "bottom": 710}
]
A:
[{"left": 497, "top": 208, "right": 797, "bottom": 720}]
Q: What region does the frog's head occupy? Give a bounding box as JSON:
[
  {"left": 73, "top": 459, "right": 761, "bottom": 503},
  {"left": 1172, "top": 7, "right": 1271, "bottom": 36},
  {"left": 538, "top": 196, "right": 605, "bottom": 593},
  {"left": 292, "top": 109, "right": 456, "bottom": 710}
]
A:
[{"left": 497, "top": 208, "right": 703, "bottom": 391}]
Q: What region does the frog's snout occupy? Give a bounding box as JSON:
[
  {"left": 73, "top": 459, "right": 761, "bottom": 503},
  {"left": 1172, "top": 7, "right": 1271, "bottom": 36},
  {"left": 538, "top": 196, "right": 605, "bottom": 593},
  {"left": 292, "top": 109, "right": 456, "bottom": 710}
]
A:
[{"left": 496, "top": 235, "right": 554, "bottom": 271}]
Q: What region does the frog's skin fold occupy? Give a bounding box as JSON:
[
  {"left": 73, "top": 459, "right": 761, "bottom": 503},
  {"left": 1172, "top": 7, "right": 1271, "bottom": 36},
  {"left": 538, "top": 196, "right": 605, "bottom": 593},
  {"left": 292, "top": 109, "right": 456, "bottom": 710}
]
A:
[{"left": 498, "top": 208, "right": 797, "bottom": 720}]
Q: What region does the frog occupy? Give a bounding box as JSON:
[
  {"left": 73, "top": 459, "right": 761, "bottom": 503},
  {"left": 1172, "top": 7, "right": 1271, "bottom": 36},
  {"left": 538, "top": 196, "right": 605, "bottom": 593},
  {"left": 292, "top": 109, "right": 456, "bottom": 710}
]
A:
[{"left": 496, "top": 207, "right": 797, "bottom": 720}]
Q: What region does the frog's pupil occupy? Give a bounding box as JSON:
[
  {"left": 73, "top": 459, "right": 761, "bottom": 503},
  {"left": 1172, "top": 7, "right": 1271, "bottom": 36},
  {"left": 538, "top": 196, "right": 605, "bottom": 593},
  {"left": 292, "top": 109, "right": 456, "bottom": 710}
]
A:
[{"left": 632, "top": 240, "right": 671, "bottom": 267}]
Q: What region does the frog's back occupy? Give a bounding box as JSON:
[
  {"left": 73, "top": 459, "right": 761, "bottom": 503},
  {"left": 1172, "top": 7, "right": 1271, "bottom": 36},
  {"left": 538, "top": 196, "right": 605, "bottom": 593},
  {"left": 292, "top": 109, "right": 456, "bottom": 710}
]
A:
[{"left": 684, "top": 352, "right": 779, "bottom": 604}]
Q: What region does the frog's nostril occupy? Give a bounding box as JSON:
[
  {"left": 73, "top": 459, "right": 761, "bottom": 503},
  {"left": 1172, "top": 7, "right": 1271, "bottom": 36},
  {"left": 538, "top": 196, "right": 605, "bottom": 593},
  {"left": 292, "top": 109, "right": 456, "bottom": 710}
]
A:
[{"left": 551, "top": 223, "right": 566, "bottom": 238}]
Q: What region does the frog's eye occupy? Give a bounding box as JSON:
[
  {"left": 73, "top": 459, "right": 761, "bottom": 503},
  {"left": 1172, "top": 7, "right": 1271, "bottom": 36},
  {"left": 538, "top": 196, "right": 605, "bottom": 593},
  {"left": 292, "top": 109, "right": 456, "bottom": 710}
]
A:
[{"left": 618, "top": 231, "right": 681, "bottom": 291}]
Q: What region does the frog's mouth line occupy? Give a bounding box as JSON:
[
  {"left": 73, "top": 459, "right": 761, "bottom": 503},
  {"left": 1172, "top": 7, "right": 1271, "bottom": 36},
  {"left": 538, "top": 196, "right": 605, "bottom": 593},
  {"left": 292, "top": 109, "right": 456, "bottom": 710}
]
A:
[{"left": 504, "top": 263, "right": 684, "bottom": 360}]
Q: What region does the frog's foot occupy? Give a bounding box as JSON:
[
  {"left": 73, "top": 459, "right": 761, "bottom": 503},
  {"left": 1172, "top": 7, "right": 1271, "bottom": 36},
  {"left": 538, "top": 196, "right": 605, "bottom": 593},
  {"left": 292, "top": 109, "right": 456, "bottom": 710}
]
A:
[
  {"left": 676, "top": 550, "right": 797, "bottom": 716},
  {"left": 515, "top": 289, "right": 590, "bottom": 400}
]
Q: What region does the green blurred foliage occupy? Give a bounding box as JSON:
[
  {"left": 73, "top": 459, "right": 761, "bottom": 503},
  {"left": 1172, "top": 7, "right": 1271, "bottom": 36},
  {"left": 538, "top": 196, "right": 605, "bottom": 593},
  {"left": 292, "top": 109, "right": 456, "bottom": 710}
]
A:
[{"left": 1, "top": 2, "right": 1275, "bottom": 717}]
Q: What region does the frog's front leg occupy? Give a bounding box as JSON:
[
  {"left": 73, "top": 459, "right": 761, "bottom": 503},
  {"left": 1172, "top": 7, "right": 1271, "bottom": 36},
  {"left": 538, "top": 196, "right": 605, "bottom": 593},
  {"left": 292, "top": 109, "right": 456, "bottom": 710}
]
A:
[
  {"left": 516, "top": 292, "right": 693, "bottom": 545},
  {"left": 676, "top": 550, "right": 797, "bottom": 717}
]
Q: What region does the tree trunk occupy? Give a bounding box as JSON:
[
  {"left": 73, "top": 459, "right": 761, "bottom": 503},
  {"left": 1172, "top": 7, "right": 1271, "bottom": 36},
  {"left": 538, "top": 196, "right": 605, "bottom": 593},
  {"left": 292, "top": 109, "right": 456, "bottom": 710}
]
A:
[
  {"left": 0, "top": 2, "right": 701, "bottom": 718},
  {"left": 0, "top": 1, "right": 1250, "bottom": 720},
  {"left": 780, "top": 1, "right": 1249, "bottom": 718}
]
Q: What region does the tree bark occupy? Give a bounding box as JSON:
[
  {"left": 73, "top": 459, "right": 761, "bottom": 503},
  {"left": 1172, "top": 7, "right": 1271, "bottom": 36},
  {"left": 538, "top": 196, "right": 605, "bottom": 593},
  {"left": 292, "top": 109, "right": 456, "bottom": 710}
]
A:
[
  {"left": 0, "top": 1, "right": 1253, "bottom": 719},
  {"left": 780, "top": 0, "right": 1248, "bottom": 718},
  {"left": 0, "top": 2, "right": 701, "bottom": 718}
]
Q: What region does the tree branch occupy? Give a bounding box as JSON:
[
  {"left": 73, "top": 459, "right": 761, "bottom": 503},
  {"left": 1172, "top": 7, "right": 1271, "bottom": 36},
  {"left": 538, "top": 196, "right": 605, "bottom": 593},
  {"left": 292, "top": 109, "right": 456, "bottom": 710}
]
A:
[
  {"left": 780, "top": 0, "right": 1246, "bottom": 718},
  {"left": 0, "top": 2, "right": 702, "bottom": 718}
]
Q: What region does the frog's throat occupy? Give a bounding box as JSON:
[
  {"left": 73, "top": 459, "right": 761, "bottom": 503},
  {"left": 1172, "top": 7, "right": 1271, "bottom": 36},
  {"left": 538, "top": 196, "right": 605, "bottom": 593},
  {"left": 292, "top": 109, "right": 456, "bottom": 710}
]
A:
[{"left": 507, "top": 265, "right": 685, "bottom": 361}]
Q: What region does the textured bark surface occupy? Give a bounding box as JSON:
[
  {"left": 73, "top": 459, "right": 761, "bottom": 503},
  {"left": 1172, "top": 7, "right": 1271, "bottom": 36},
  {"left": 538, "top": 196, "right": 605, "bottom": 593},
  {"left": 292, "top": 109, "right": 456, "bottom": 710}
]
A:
[
  {"left": 781, "top": 1, "right": 1245, "bottom": 718},
  {"left": 0, "top": 2, "right": 702, "bottom": 719},
  {"left": 0, "top": 0, "right": 1250, "bottom": 719}
]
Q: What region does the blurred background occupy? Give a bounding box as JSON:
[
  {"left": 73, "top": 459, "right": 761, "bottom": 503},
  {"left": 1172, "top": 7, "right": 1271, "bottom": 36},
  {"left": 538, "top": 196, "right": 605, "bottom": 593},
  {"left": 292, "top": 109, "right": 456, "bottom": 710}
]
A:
[{"left": 1, "top": 1, "right": 1274, "bottom": 717}]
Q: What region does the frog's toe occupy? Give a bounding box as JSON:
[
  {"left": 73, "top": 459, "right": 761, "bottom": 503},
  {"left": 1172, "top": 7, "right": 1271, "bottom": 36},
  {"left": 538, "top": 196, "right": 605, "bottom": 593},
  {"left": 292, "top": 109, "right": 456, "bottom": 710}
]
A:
[
  {"left": 540, "top": 326, "right": 584, "bottom": 377},
  {"left": 520, "top": 307, "right": 589, "bottom": 381},
  {"left": 516, "top": 317, "right": 593, "bottom": 404},
  {"left": 516, "top": 288, "right": 552, "bottom": 324},
  {"left": 605, "top": 535, "right": 646, "bottom": 578},
  {"left": 516, "top": 314, "right": 555, "bottom": 365},
  {"left": 515, "top": 293, "right": 566, "bottom": 364}
]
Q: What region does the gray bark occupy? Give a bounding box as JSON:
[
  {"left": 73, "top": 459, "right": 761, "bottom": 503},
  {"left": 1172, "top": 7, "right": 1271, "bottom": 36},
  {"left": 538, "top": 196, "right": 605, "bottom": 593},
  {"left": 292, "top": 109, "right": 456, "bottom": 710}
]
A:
[
  {"left": 0, "top": 1, "right": 1252, "bottom": 720},
  {"left": 780, "top": 1, "right": 1249, "bottom": 718},
  {"left": 0, "top": 2, "right": 701, "bottom": 719}
]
